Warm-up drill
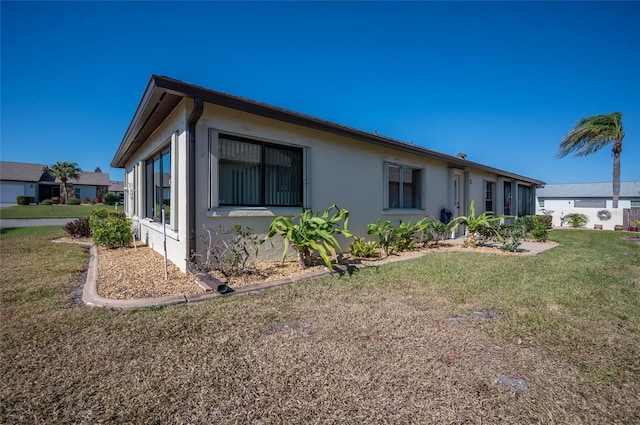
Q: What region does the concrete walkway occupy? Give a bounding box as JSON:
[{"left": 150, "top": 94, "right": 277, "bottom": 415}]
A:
[{"left": 0, "top": 218, "right": 74, "bottom": 228}]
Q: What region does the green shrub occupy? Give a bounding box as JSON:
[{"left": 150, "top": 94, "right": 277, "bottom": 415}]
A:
[
  {"left": 67, "top": 198, "right": 81, "bottom": 205},
  {"left": 497, "top": 224, "right": 525, "bottom": 252},
  {"left": 104, "top": 193, "right": 120, "bottom": 206},
  {"left": 81, "top": 197, "right": 91, "bottom": 204},
  {"left": 41, "top": 199, "right": 53, "bottom": 205},
  {"left": 89, "top": 209, "right": 132, "bottom": 248},
  {"left": 562, "top": 213, "right": 589, "bottom": 228},
  {"left": 64, "top": 217, "right": 91, "bottom": 238},
  {"left": 16, "top": 196, "right": 35, "bottom": 205},
  {"left": 532, "top": 215, "right": 553, "bottom": 229},
  {"left": 350, "top": 237, "right": 378, "bottom": 258},
  {"left": 531, "top": 224, "right": 549, "bottom": 242},
  {"left": 515, "top": 216, "right": 535, "bottom": 232}
]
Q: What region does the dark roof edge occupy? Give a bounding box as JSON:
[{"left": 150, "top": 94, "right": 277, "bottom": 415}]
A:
[{"left": 111, "top": 75, "right": 543, "bottom": 185}]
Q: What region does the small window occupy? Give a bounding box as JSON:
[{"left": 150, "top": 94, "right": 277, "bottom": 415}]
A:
[
  {"left": 146, "top": 146, "right": 171, "bottom": 225},
  {"left": 218, "top": 134, "right": 303, "bottom": 207},
  {"left": 504, "top": 181, "right": 512, "bottom": 215},
  {"left": 386, "top": 163, "right": 422, "bottom": 209},
  {"left": 484, "top": 181, "right": 495, "bottom": 212},
  {"left": 74, "top": 187, "right": 81, "bottom": 200},
  {"left": 539, "top": 199, "right": 545, "bottom": 208},
  {"left": 631, "top": 201, "right": 640, "bottom": 208}
]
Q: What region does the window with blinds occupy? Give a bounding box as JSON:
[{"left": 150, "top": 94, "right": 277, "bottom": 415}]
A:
[
  {"left": 218, "top": 134, "right": 303, "bottom": 207},
  {"left": 387, "top": 164, "right": 421, "bottom": 209}
]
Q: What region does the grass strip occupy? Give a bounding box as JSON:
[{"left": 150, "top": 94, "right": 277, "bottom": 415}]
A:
[
  {"left": 1, "top": 228, "right": 638, "bottom": 423},
  {"left": 0, "top": 204, "right": 115, "bottom": 219}
]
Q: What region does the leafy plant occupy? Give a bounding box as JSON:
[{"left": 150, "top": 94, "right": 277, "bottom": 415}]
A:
[
  {"left": 41, "top": 199, "right": 53, "bottom": 205},
  {"left": 392, "top": 218, "right": 429, "bottom": 252},
  {"left": 531, "top": 224, "right": 548, "bottom": 242},
  {"left": 191, "top": 224, "right": 259, "bottom": 277},
  {"left": 264, "top": 205, "right": 352, "bottom": 269},
  {"left": 349, "top": 237, "right": 378, "bottom": 258},
  {"left": 67, "top": 198, "right": 81, "bottom": 206},
  {"left": 562, "top": 213, "right": 589, "bottom": 228},
  {"left": 449, "top": 200, "right": 510, "bottom": 246},
  {"left": 89, "top": 209, "right": 132, "bottom": 248},
  {"left": 421, "top": 220, "right": 449, "bottom": 245},
  {"left": 63, "top": 216, "right": 92, "bottom": 238},
  {"left": 367, "top": 219, "right": 397, "bottom": 257}
]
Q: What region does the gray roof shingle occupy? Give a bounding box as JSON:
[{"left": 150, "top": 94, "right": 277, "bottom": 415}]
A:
[{"left": 537, "top": 182, "right": 640, "bottom": 198}]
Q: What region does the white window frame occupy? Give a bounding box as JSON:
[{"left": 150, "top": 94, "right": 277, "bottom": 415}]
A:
[{"left": 383, "top": 161, "right": 426, "bottom": 211}]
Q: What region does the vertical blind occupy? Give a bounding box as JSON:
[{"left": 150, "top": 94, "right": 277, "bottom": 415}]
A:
[{"left": 219, "top": 135, "right": 303, "bottom": 206}]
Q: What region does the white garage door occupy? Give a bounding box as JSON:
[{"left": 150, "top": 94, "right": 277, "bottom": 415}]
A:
[{"left": 0, "top": 181, "right": 25, "bottom": 204}]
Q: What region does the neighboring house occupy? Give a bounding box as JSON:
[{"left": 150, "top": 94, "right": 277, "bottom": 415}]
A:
[
  {"left": 0, "top": 161, "right": 123, "bottom": 204},
  {"left": 536, "top": 182, "right": 640, "bottom": 230},
  {"left": 0, "top": 161, "right": 51, "bottom": 204},
  {"left": 108, "top": 180, "right": 125, "bottom": 202},
  {"left": 111, "top": 75, "right": 543, "bottom": 272}
]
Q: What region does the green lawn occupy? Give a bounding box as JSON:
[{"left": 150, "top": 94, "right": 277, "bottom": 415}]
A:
[
  {"left": 1, "top": 227, "right": 639, "bottom": 423},
  {"left": 0, "top": 204, "right": 115, "bottom": 219}
]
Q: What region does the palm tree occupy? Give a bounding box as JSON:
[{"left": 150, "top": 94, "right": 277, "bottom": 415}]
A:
[
  {"left": 42, "top": 161, "right": 82, "bottom": 204},
  {"left": 558, "top": 112, "right": 626, "bottom": 208}
]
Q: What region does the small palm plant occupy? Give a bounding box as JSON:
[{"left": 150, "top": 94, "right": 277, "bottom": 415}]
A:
[
  {"left": 562, "top": 213, "right": 589, "bottom": 228},
  {"left": 449, "top": 200, "right": 510, "bottom": 246},
  {"left": 264, "top": 205, "right": 353, "bottom": 269}
]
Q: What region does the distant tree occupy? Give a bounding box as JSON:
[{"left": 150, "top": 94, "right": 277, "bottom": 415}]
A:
[
  {"left": 43, "top": 161, "right": 82, "bottom": 204},
  {"left": 558, "top": 112, "right": 626, "bottom": 208}
]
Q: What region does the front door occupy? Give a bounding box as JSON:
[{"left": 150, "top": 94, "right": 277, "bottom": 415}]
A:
[{"left": 453, "top": 174, "right": 465, "bottom": 237}]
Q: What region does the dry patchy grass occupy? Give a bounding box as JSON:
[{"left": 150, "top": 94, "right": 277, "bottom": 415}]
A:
[{"left": 1, "top": 227, "right": 639, "bottom": 424}]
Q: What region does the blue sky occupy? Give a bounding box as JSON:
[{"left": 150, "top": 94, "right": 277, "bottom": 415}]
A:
[{"left": 2, "top": 1, "right": 639, "bottom": 184}]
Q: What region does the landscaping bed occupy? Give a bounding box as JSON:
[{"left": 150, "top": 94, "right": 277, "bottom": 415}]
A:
[{"left": 59, "top": 237, "right": 557, "bottom": 300}]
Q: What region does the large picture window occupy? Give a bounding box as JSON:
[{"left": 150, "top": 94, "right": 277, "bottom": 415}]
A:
[
  {"left": 218, "top": 134, "right": 303, "bottom": 207},
  {"left": 146, "top": 147, "right": 171, "bottom": 225},
  {"left": 387, "top": 164, "right": 422, "bottom": 209}
]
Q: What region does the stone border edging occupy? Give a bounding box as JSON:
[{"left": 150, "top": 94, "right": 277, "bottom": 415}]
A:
[
  {"left": 81, "top": 239, "right": 559, "bottom": 311},
  {"left": 82, "top": 245, "right": 336, "bottom": 311}
]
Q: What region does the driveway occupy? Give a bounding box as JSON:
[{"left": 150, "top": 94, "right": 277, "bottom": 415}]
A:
[{"left": 0, "top": 218, "right": 74, "bottom": 228}]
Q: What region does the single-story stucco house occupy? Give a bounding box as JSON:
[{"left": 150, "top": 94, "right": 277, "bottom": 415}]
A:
[
  {"left": 0, "top": 161, "right": 122, "bottom": 204},
  {"left": 536, "top": 181, "right": 640, "bottom": 229},
  {"left": 111, "top": 75, "right": 544, "bottom": 272}
]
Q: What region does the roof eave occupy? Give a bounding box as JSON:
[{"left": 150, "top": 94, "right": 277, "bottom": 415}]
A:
[{"left": 111, "top": 75, "right": 543, "bottom": 185}]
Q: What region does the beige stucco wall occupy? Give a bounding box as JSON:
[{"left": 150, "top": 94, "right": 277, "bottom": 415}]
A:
[
  {"left": 123, "top": 99, "right": 537, "bottom": 271},
  {"left": 123, "top": 100, "right": 189, "bottom": 271}
]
